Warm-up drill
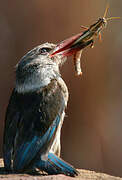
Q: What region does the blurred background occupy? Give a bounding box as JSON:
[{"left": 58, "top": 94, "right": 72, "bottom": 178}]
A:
[{"left": 0, "top": 0, "right": 122, "bottom": 177}]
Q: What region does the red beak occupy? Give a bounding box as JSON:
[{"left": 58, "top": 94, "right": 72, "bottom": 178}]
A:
[{"left": 50, "top": 32, "right": 92, "bottom": 57}]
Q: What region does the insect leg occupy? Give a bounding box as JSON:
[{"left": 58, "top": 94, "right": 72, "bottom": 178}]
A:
[
  {"left": 90, "top": 40, "right": 94, "bottom": 48},
  {"left": 81, "top": 25, "right": 89, "bottom": 30},
  {"left": 98, "top": 32, "right": 102, "bottom": 42}
]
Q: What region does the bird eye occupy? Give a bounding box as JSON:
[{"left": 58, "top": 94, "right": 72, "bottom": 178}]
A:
[{"left": 39, "top": 47, "right": 51, "bottom": 55}]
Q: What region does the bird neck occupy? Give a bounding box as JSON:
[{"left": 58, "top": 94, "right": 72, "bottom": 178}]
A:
[{"left": 15, "top": 65, "right": 60, "bottom": 94}]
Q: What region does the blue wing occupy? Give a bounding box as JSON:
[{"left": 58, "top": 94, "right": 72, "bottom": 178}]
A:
[
  {"left": 3, "top": 90, "right": 20, "bottom": 171},
  {"left": 13, "top": 115, "right": 61, "bottom": 171},
  {"left": 4, "top": 80, "right": 65, "bottom": 171},
  {"left": 35, "top": 152, "right": 78, "bottom": 177}
]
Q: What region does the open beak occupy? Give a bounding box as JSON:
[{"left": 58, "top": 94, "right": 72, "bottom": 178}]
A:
[{"left": 50, "top": 32, "right": 92, "bottom": 57}]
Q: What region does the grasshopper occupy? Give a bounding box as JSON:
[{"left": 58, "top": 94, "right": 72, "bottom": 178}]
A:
[
  {"left": 72, "top": 4, "right": 120, "bottom": 75},
  {"left": 51, "top": 4, "right": 120, "bottom": 76}
]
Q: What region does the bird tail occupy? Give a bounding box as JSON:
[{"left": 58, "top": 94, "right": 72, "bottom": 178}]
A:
[{"left": 35, "top": 153, "right": 78, "bottom": 177}]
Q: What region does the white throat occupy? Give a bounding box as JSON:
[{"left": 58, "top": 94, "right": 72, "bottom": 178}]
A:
[{"left": 15, "top": 65, "right": 60, "bottom": 94}]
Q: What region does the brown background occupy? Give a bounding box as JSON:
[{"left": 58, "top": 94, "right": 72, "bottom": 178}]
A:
[{"left": 0, "top": 0, "right": 122, "bottom": 177}]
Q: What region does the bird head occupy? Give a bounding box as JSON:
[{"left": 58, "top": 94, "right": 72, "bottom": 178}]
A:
[
  {"left": 15, "top": 33, "right": 92, "bottom": 94},
  {"left": 15, "top": 42, "right": 67, "bottom": 94}
]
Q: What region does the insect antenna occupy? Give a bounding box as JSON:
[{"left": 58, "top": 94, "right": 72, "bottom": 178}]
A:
[
  {"left": 106, "top": 17, "right": 121, "bottom": 21},
  {"left": 103, "top": 3, "right": 109, "bottom": 18},
  {"left": 103, "top": 3, "right": 121, "bottom": 21}
]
